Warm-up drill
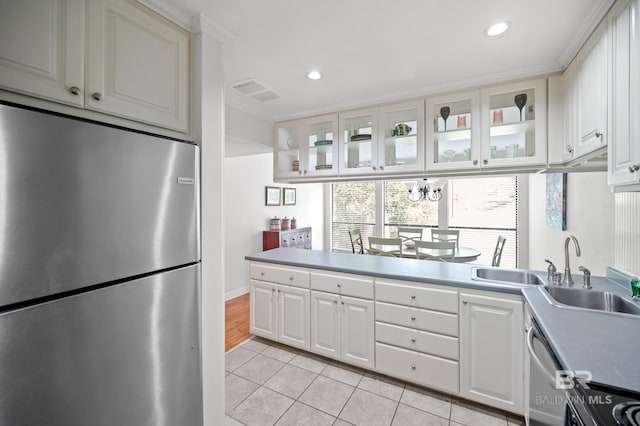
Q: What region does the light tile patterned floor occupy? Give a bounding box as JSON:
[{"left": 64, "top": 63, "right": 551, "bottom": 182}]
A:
[{"left": 225, "top": 337, "right": 525, "bottom": 426}]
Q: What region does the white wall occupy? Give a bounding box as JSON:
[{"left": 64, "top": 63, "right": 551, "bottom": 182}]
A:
[
  {"left": 224, "top": 152, "right": 325, "bottom": 300},
  {"left": 614, "top": 192, "right": 640, "bottom": 276},
  {"left": 528, "top": 171, "right": 614, "bottom": 276}
]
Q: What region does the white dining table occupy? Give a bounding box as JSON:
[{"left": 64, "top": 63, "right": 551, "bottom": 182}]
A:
[{"left": 402, "top": 245, "right": 481, "bottom": 263}]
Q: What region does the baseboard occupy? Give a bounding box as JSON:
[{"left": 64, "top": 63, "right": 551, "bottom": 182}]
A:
[{"left": 225, "top": 285, "right": 249, "bottom": 301}]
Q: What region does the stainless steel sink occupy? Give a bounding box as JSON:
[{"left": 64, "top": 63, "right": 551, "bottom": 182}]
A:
[
  {"left": 471, "top": 267, "right": 544, "bottom": 286},
  {"left": 544, "top": 286, "right": 640, "bottom": 315}
]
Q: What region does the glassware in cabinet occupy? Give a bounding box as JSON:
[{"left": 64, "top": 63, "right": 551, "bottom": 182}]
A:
[
  {"left": 481, "top": 78, "right": 547, "bottom": 167},
  {"left": 426, "top": 91, "right": 480, "bottom": 171}
]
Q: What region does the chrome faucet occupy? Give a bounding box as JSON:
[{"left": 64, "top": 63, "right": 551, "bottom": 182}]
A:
[{"left": 563, "top": 235, "right": 581, "bottom": 286}]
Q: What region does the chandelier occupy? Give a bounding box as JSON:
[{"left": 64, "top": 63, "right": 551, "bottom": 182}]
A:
[{"left": 405, "top": 178, "right": 445, "bottom": 202}]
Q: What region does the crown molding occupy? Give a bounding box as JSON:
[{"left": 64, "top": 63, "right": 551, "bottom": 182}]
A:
[
  {"left": 190, "top": 13, "right": 237, "bottom": 45},
  {"left": 136, "top": 0, "right": 191, "bottom": 30}
]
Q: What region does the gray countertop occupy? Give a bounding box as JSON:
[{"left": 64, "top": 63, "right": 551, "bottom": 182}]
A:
[{"left": 246, "top": 248, "right": 640, "bottom": 393}]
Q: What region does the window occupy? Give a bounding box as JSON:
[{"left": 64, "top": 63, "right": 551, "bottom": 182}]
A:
[
  {"left": 383, "top": 181, "right": 437, "bottom": 236},
  {"left": 447, "top": 176, "right": 517, "bottom": 267},
  {"left": 331, "top": 182, "right": 376, "bottom": 252},
  {"left": 331, "top": 176, "right": 519, "bottom": 267}
]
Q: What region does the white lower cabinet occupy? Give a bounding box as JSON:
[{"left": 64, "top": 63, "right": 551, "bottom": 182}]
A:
[
  {"left": 250, "top": 280, "right": 310, "bottom": 350},
  {"left": 310, "top": 290, "right": 374, "bottom": 369},
  {"left": 249, "top": 262, "right": 526, "bottom": 415},
  {"left": 459, "top": 292, "right": 524, "bottom": 414},
  {"left": 249, "top": 262, "right": 310, "bottom": 350},
  {"left": 374, "top": 279, "right": 460, "bottom": 394}
]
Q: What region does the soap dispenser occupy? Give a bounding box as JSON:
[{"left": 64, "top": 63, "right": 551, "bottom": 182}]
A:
[{"left": 544, "top": 259, "right": 557, "bottom": 281}]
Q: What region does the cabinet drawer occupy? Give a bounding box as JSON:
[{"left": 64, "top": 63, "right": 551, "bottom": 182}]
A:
[
  {"left": 375, "top": 302, "right": 458, "bottom": 337},
  {"left": 310, "top": 271, "right": 373, "bottom": 299},
  {"left": 376, "top": 281, "right": 458, "bottom": 313},
  {"left": 376, "top": 343, "right": 459, "bottom": 394},
  {"left": 250, "top": 262, "right": 309, "bottom": 288},
  {"left": 376, "top": 322, "right": 459, "bottom": 360}
]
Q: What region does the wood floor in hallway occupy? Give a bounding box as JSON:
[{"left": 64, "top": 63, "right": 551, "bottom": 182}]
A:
[{"left": 225, "top": 293, "right": 251, "bottom": 352}]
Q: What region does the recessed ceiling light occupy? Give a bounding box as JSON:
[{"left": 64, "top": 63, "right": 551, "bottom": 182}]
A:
[
  {"left": 307, "top": 71, "right": 322, "bottom": 80},
  {"left": 485, "top": 22, "right": 510, "bottom": 37}
]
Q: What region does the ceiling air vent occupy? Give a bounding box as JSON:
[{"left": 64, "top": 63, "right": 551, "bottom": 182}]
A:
[{"left": 230, "top": 78, "right": 280, "bottom": 102}]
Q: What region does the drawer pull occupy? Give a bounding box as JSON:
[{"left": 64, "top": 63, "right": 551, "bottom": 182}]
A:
[
  {"left": 261, "top": 272, "right": 265, "bottom": 276},
  {"left": 337, "top": 283, "right": 342, "bottom": 288},
  {"left": 341, "top": 301, "right": 345, "bottom": 305},
  {"left": 411, "top": 338, "right": 416, "bottom": 343},
  {"left": 411, "top": 315, "right": 416, "bottom": 321},
  {"left": 334, "top": 300, "right": 338, "bottom": 304},
  {"left": 411, "top": 364, "right": 416, "bottom": 370},
  {"left": 69, "top": 86, "right": 80, "bottom": 95},
  {"left": 462, "top": 300, "right": 468, "bottom": 305},
  {"left": 411, "top": 295, "right": 416, "bottom": 300},
  {"left": 277, "top": 289, "right": 281, "bottom": 293},
  {"left": 289, "top": 276, "right": 294, "bottom": 281},
  {"left": 271, "top": 288, "right": 275, "bottom": 292},
  {"left": 92, "top": 92, "right": 103, "bottom": 101}
]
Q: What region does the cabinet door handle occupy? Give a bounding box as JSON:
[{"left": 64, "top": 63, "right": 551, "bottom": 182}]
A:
[
  {"left": 341, "top": 301, "right": 345, "bottom": 305},
  {"left": 271, "top": 288, "right": 275, "bottom": 292},
  {"left": 483, "top": 159, "right": 488, "bottom": 165},
  {"left": 629, "top": 164, "right": 640, "bottom": 173},
  {"left": 473, "top": 159, "right": 478, "bottom": 166},
  {"left": 379, "top": 166, "right": 384, "bottom": 171},
  {"left": 566, "top": 145, "right": 574, "bottom": 155},
  {"left": 462, "top": 300, "right": 468, "bottom": 305},
  {"left": 595, "top": 131, "right": 603, "bottom": 142},
  {"left": 92, "top": 92, "right": 103, "bottom": 101},
  {"left": 69, "top": 86, "right": 80, "bottom": 95},
  {"left": 372, "top": 166, "right": 377, "bottom": 171},
  {"left": 334, "top": 300, "right": 338, "bottom": 304}
]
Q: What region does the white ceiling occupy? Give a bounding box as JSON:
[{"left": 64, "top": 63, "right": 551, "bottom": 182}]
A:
[{"left": 160, "top": 0, "right": 613, "bottom": 122}]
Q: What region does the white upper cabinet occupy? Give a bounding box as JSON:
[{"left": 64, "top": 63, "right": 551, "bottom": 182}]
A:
[
  {"left": 0, "top": 0, "right": 85, "bottom": 107},
  {"left": 274, "top": 114, "right": 339, "bottom": 180},
  {"left": 576, "top": 20, "right": 609, "bottom": 158},
  {"left": 480, "top": 78, "right": 547, "bottom": 169},
  {"left": 86, "top": 0, "right": 190, "bottom": 132},
  {"left": 0, "top": 0, "right": 190, "bottom": 134},
  {"left": 426, "top": 90, "right": 481, "bottom": 171},
  {"left": 338, "top": 107, "right": 380, "bottom": 176},
  {"left": 609, "top": 0, "right": 640, "bottom": 189},
  {"left": 338, "top": 101, "right": 424, "bottom": 177}
]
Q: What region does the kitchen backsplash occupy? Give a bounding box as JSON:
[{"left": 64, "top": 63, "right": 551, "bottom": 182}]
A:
[{"left": 614, "top": 192, "right": 640, "bottom": 276}]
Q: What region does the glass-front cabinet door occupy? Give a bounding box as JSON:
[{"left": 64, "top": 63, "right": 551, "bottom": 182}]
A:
[
  {"left": 426, "top": 91, "right": 480, "bottom": 171},
  {"left": 274, "top": 119, "right": 305, "bottom": 180},
  {"left": 275, "top": 114, "right": 338, "bottom": 180},
  {"left": 480, "top": 78, "right": 547, "bottom": 168},
  {"left": 305, "top": 113, "right": 338, "bottom": 177},
  {"left": 338, "top": 107, "right": 378, "bottom": 176},
  {"left": 378, "top": 100, "right": 424, "bottom": 174}
]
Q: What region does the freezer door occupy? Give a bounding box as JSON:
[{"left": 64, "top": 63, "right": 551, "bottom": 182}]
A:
[
  {"left": 0, "top": 104, "right": 199, "bottom": 306},
  {"left": 0, "top": 264, "right": 202, "bottom": 426}
]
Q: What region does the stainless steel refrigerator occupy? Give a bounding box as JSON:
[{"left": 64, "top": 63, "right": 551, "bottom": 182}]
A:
[{"left": 0, "top": 103, "right": 202, "bottom": 425}]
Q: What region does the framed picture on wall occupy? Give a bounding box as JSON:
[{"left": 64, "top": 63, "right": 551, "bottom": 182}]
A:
[
  {"left": 265, "top": 186, "right": 281, "bottom": 206},
  {"left": 283, "top": 188, "right": 296, "bottom": 206},
  {"left": 545, "top": 173, "right": 567, "bottom": 230}
]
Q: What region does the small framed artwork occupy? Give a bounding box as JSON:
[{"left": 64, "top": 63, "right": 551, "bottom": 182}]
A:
[
  {"left": 545, "top": 173, "right": 567, "bottom": 230},
  {"left": 283, "top": 187, "right": 297, "bottom": 206},
  {"left": 265, "top": 186, "right": 281, "bottom": 206}
]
